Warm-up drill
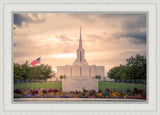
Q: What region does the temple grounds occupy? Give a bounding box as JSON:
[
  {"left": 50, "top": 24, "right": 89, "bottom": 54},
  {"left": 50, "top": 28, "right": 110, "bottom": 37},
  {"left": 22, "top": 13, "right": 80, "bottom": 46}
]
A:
[{"left": 14, "top": 81, "right": 146, "bottom": 92}]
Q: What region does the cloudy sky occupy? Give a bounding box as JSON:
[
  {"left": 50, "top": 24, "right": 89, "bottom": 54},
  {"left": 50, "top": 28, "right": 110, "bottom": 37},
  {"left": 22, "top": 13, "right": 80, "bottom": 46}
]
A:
[{"left": 13, "top": 13, "right": 147, "bottom": 75}]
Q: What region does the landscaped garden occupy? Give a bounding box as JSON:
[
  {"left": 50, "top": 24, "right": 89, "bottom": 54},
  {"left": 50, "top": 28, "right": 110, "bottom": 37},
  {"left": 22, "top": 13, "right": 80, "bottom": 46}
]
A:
[
  {"left": 14, "top": 81, "right": 146, "bottom": 99},
  {"left": 14, "top": 81, "right": 146, "bottom": 91}
]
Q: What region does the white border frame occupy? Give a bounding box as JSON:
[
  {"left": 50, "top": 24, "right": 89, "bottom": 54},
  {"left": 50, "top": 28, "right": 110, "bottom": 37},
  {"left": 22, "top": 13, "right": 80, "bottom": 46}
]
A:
[{"left": 0, "top": 0, "right": 160, "bottom": 115}]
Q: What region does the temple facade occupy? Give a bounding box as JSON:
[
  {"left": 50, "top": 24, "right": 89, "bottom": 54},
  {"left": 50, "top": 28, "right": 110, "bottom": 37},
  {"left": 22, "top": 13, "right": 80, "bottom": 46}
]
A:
[{"left": 57, "top": 28, "right": 104, "bottom": 79}]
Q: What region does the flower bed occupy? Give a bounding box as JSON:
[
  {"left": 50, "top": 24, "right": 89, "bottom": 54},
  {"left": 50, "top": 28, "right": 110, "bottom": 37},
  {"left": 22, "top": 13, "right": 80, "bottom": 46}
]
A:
[{"left": 14, "top": 87, "right": 146, "bottom": 99}]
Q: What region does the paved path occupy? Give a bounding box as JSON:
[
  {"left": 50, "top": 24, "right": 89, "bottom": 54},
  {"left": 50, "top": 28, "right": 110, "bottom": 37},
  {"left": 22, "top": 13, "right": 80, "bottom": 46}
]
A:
[{"left": 13, "top": 98, "right": 146, "bottom": 104}]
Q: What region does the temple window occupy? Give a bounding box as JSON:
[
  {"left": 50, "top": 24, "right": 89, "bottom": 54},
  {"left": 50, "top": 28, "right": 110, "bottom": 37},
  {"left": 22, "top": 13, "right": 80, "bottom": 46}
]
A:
[{"left": 80, "top": 51, "right": 82, "bottom": 61}]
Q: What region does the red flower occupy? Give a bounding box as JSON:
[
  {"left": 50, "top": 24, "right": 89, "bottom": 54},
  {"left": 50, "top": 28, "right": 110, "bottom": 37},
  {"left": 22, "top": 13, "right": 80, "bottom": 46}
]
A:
[
  {"left": 30, "top": 90, "right": 38, "bottom": 95},
  {"left": 51, "top": 89, "right": 59, "bottom": 93},
  {"left": 89, "top": 95, "right": 95, "bottom": 98}
]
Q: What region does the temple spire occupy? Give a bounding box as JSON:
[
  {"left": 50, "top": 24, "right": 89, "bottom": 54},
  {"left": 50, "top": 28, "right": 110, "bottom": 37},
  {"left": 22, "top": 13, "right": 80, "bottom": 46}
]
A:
[
  {"left": 79, "top": 27, "right": 83, "bottom": 49},
  {"left": 73, "top": 27, "right": 88, "bottom": 65}
]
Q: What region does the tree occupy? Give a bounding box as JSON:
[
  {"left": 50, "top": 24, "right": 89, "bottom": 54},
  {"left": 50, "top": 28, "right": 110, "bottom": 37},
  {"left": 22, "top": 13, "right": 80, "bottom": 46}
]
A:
[
  {"left": 59, "top": 75, "right": 66, "bottom": 80},
  {"left": 59, "top": 75, "right": 64, "bottom": 80},
  {"left": 14, "top": 63, "right": 32, "bottom": 82},
  {"left": 34, "top": 64, "right": 55, "bottom": 81},
  {"left": 95, "top": 75, "right": 101, "bottom": 80},
  {"left": 108, "top": 66, "right": 120, "bottom": 80},
  {"left": 14, "top": 63, "right": 23, "bottom": 82},
  {"left": 107, "top": 54, "right": 146, "bottom": 81},
  {"left": 126, "top": 54, "right": 146, "bottom": 80},
  {"left": 14, "top": 63, "right": 55, "bottom": 82}
]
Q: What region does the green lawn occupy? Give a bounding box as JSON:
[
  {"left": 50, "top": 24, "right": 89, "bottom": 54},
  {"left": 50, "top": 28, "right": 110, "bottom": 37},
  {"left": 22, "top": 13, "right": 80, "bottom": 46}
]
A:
[
  {"left": 99, "top": 82, "right": 146, "bottom": 92},
  {"left": 14, "top": 81, "right": 62, "bottom": 90},
  {"left": 14, "top": 81, "right": 146, "bottom": 92}
]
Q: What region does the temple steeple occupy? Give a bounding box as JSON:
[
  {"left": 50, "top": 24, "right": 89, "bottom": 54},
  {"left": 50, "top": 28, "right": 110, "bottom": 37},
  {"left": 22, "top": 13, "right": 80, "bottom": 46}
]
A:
[
  {"left": 73, "top": 27, "right": 88, "bottom": 65},
  {"left": 79, "top": 27, "right": 83, "bottom": 49}
]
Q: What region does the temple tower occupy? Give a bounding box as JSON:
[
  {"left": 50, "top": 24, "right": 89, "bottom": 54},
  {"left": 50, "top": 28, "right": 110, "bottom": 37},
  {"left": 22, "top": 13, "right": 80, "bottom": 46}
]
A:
[
  {"left": 73, "top": 27, "right": 88, "bottom": 65},
  {"left": 57, "top": 28, "right": 104, "bottom": 79}
]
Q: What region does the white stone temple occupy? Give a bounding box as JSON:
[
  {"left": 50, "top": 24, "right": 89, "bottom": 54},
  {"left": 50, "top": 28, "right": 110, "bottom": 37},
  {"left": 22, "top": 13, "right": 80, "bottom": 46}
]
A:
[{"left": 57, "top": 28, "right": 104, "bottom": 79}]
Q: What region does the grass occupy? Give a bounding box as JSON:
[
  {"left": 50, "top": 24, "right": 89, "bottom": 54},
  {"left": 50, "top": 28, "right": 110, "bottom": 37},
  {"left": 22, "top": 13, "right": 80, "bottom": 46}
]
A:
[
  {"left": 14, "top": 81, "right": 146, "bottom": 92},
  {"left": 14, "top": 81, "right": 62, "bottom": 90},
  {"left": 99, "top": 81, "right": 146, "bottom": 92}
]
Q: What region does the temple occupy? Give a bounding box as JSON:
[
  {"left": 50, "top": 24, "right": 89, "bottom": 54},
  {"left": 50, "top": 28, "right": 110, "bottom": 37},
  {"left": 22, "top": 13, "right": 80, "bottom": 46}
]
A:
[{"left": 57, "top": 28, "right": 104, "bottom": 79}]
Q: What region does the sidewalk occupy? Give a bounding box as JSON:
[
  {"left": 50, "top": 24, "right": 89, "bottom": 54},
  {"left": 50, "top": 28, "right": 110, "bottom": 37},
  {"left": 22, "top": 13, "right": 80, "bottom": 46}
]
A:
[{"left": 13, "top": 98, "right": 147, "bottom": 103}]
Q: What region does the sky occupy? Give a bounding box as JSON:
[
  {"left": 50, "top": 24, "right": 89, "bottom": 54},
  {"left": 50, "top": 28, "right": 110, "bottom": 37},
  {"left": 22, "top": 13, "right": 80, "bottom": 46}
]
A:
[{"left": 13, "top": 13, "right": 147, "bottom": 75}]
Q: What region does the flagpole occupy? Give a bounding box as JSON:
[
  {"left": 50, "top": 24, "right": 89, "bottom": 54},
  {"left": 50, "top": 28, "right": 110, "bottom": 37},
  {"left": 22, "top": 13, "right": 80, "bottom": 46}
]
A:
[
  {"left": 31, "top": 62, "right": 33, "bottom": 90},
  {"left": 39, "top": 56, "right": 41, "bottom": 90}
]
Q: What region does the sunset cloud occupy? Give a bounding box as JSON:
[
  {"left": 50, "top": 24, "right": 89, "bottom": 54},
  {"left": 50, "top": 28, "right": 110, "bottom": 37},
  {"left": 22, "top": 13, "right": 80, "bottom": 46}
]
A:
[
  {"left": 14, "top": 14, "right": 45, "bottom": 27},
  {"left": 13, "top": 13, "right": 147, "bottom": 74}
]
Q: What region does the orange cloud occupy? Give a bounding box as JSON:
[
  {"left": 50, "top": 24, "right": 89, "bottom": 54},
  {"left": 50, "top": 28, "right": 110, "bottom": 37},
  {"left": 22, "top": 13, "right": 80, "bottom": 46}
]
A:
[{"left": 14, "top": 13, "right": 146, "bottom": 74}]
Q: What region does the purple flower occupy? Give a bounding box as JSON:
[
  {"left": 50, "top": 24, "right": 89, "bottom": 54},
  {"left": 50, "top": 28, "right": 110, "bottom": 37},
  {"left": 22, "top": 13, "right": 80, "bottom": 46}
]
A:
[
  {"left": 49, "top": 95, "right": 54, "bottom": 98},
  {"left": 105, "top": 96, "right": 110, "bottom": 98},
  {"left": 61, "top": 96, "right": 68, "bottom": 98},
  {"left": 43, "top": 94, "right": 49, "bottom": 98},
  {"left": 54, "top": 95, "right": 60, "bottom": 98},
  {"left": 17, "top": 94, "right": 23, "bottom": 98},
  {"left": 119, "top": 96, "right": 123, "bottom": 98},
  {"left": 84, "top": 95, "right": 88, "bottom": 98},
  {"left": 25, "top": 94, "right": 33, "bottom": 98},
  {"left": 65, "top": 94, "right": 72, "bottom": 98},
  {"left": 33, "top": 94, "right": 40, "bottom": 98}
]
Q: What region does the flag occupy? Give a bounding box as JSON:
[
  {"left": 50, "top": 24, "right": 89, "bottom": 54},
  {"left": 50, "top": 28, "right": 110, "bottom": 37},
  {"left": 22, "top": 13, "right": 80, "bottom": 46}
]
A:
[{"left": 31, "top": 57, "right": 41, "bottom": 66}]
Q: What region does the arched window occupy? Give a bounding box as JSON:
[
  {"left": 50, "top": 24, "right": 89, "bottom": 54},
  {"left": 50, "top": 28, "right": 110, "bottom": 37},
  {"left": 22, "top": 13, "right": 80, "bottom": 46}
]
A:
[{"left": 80, "top": 51, "right": 82, "bottom": 61}]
